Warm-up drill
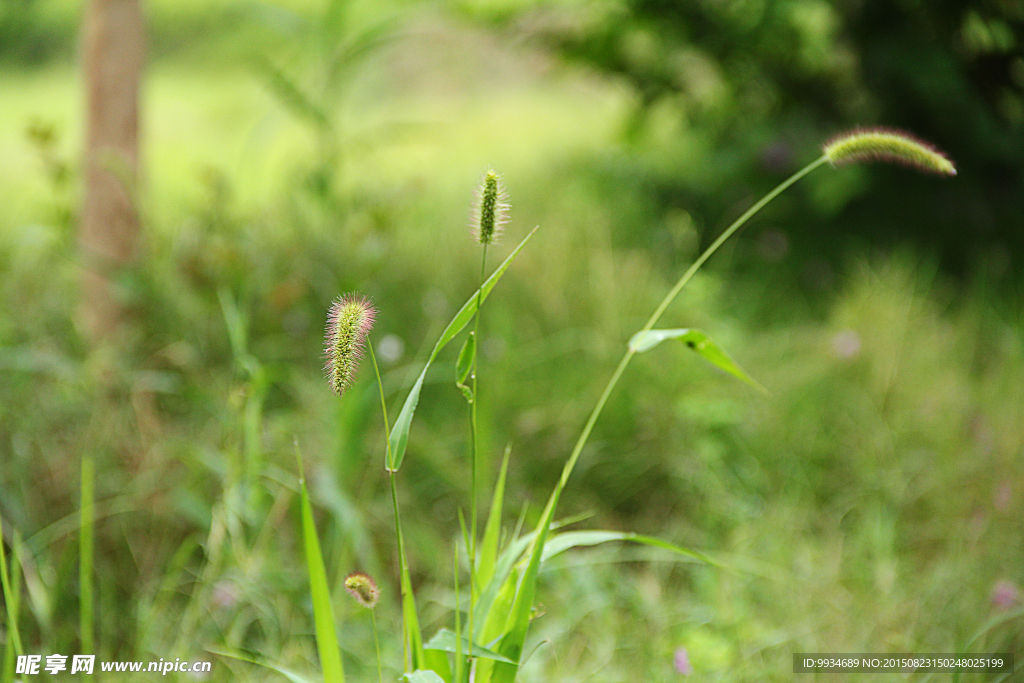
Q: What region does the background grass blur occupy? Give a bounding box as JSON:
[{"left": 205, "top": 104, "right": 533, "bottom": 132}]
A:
[{"left": 1, "top": 0, "right": 1022, "bottom": 681}]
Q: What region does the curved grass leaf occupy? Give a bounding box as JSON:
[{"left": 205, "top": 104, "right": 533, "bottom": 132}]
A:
[
  {"left": 475, "top": 447, "right": 510, "bottom": 592},
  {"left": 540, "top": 530, "right": 721, "bottom": 567},
  {"left": 207, "top": 647, "right": 316, "bottom": 683},
  {"left": 388, "top": 227, "right": 538, "bottom": 471},
  {"left": 471, "top": 511, "right": 592, "bottom": 638},
  {"left": 628, "top": 328, "right": 766, "bottom": 392},
  {"left": 456, "top": 332, "right": 475, "bottom": 387},
  {"left": 425, "top": 629, "right": 516, "bottom": 664}
]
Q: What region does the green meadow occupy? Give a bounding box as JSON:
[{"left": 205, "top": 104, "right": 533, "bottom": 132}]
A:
[{"left": 1, "top": 0, "right": 1021, "bottom": 681}]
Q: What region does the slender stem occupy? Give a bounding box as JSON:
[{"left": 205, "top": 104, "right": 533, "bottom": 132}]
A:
[
  {"left": 642, "top": 155, "right": 829, "bottom": 332},
  {"left": 370, "top": 343, "right": 412, "bottom": 672},
  {"left": 467, "top": 241, "right": 488, "bottom": 651},
  {"left": 453, "top": 545, "right": 463, "bottom": 683},
  {"left": 370, "top": 609, "right": 384, "bottom": 683},
  {"left": 556, "top": 155, "right": 829, "bottom": 497},
  {"left": 388, "top": 471, "right": 410, "bottom": 672}
]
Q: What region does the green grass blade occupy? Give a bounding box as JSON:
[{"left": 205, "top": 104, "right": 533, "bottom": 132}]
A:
[
  {"left": 540, "top": 530, "right": 721, "bottom": 567},
  {"left": 1, "top": 527, "right": 22, "bottom": 683},
  {"left": 961, "top": 606, "right": 1024, "bottom": 650},
  {"left": 425, "top": 630, "right": 516, "bottom": 664},
  {"left": 422, "top": 650, "right": 452, "bottom": 682},
  {"left": 0, "top": 513, "right": 23, "bottom": 661},
  {"left": 388, "top": 227, "right": 538, "bottom": 471},
  {"left": 79, "top": 455, "right": 95, "bottom": 654},
  {"left": 471, "top": 566, "right": 519, "bottom": 683},
  {"left": 471, "top": 511, "right": 592, "bottom": 638},
  {"left": 489, "top": 505, "right": 722, "bottom": 680},
  {"left": 456, "top": 332, "right": 475, "bottom": 387},
  {"left": 628, "top": 328, "right": 767, "bottom": 392},
  {"left": 253, "top": 56, "right": 333, "bottom": 132},
  {"left": 475, "top": 446, "right": 510, "bottom": 592},
  {"left": 208, "top": 647, "right": 317, "bottom": 683},
  {"left": 296, "top": 448, "right": 345, "bottom": 683}
]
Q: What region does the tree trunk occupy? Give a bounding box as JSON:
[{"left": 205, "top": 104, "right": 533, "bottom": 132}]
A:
[{"left": 80, "top": 0, "right": 144, "bottom": 340}]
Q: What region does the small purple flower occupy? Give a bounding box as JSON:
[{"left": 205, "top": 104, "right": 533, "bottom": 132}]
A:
[
  {"left": 831, "top": 330, "right": 862, "bottom": 359},
  {"left": 992, "top": 580, "right": 1019, "bottom": 610},
  {"left": 674, "top": 647, "right": 693, "bottom": 675}
]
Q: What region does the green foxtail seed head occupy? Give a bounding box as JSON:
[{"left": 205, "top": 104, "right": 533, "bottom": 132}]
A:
[
  {"left": 823, "top": 128, "right": 956, "bottom": 176},
  {"left": 344, "top": 571, "right": 380, "bottom": 608},
  {"left": 324, "top": 294, "right": 376, "bottom": 396},
  {"left": 471, "top": 170, "right": 509, "bottom": 245}
]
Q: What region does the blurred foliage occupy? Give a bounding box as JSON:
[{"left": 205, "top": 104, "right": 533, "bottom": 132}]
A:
[{"left": 463, "top": 0, "right": 1024, "bottom": 274}]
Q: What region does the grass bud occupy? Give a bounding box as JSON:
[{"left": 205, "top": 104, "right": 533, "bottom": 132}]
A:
[
  {"left": 324, "top": 294, "right": 376, "bottom": 396},
  {"left": 344, "top": 571, "right": 380, "bottom": 608},
  {"left": 823, "top": 128, "right": 956, "bottom": 176},
  {"left": 471, "top": 170, "right": 509, "bottom": 245}
]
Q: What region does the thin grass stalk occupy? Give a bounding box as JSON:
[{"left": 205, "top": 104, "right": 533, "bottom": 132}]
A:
[
  {"left": 370, "top": 343, "right": 422, "bottom": 672},
  {"left": 466, "top": 240, "right": 488, "bottom": 657},
  {"left": 454, "top": 545, "right": 463, "bottom": 683},
  {"left": 79, "top": 454, "right": 95, "bottom": 654},
  {"left": 370, "top": 610, "right": 384, "bottom": 683}
]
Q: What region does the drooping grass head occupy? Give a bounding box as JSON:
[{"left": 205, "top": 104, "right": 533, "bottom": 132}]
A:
[
  {"left": 823, "top": 127, "right": 956, "bottom": 176},
  {"left": 324, "top": 294, "right": 376, "bottom": 396},
  {"left": 471, "top": 170, "right": 510, "bottom": 245},
  {"left": 344, "top": 571, "right": 381, "bottom": 608}
]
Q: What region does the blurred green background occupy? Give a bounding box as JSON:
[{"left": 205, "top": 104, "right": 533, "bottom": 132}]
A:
[{"left": 1, "top": 0, "right": 1022, "bottom": 680}]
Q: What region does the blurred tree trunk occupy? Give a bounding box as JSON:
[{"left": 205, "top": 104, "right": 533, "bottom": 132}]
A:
[{"left": 80, "top": 0, "right": 144, "bottom": 340}]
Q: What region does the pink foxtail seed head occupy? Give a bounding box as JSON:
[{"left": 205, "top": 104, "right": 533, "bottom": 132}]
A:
[
  {"left": 344, "top": 571, "right": 380, "bottom": 608},
  {"left": 324, "top": 294, "right": 376, "bottom": 396}
]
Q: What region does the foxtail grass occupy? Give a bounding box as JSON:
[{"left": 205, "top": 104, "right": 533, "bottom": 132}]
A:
[
  {"left": 297, "top": 129, "right": 956, "bottom": 683},
  {"left": 823, "top": 127, "right": 956, "bottom": 175},
  {"left": 461, "top": 169, "right": 509, "bottom": 672}
]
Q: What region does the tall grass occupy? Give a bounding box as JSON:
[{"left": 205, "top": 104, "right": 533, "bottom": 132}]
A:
[{"left": 0, "top": 514, "right": 24, "bottom": 683}]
